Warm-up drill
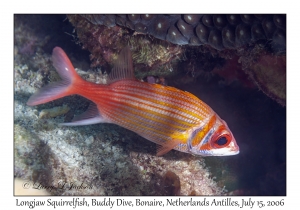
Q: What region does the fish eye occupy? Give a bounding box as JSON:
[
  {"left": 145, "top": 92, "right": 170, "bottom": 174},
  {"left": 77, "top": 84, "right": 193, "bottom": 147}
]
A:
[
  {"left": 216, "top": 136, "right": 228, "bottom": 146},
  {"left": 211, "top": 134, "right": 231, "bottom": 148}
]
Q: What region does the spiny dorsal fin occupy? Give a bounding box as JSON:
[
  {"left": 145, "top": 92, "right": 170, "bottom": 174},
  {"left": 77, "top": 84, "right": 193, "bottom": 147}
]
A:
[{"left": 108, "top": 46, "right": 135, "bottom": 84}]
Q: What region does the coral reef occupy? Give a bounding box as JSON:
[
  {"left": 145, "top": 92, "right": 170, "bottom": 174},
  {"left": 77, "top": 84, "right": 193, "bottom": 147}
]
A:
[
  {"left": 163, "top": 171, "right": 181, "bottom": 195},
  {"left": 15, "top": 70, "right": 224, "bottom": 195},
  {"left": 15, "top": 89, "right": 224, "bottom": 195},
  {"left": 245, "top": 54, "right": 286, "bottom": 106},
  {"left": 14, "top": 15, "right": 225, "bottom": 196},
  {"left": 81, "top": 14, "right": 286, "bottom": 52},
  {"left": 129, "top": 151, "right": 224, "bottom": 195},
  {"left": 67, "top": 15, "right": 182, "bottom": 79},
  {"left": 39, "top": 105, "right": 70, "bottom": 119}
]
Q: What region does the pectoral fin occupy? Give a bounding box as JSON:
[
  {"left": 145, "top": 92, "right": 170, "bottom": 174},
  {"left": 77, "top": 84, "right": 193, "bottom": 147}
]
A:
[{"left": 156, "top": 139, "right": 181, "bottom": 156}]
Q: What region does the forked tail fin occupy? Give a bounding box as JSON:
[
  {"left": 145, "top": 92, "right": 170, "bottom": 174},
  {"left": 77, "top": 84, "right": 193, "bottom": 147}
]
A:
[{"left": 27, "top": 47, "right": 84, "bottom": 106}]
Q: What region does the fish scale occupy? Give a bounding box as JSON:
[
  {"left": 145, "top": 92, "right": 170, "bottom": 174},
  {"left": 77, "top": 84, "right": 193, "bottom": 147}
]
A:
[
  {"left": 104, "top": 98, "right": 189, "bottom": 134},
  {"left": 119, "top": 82, "right": 208, "bottom": 113},
  {"left": 103, "top": 104, "right": 174, "bottom": 145},
  {"left": 104, "top": 92, "right": 200, "bottom": 126},
  {"left": 111, "top": 82, "right": 210, "bottom": 120},
  {"left": 103, "top": 99, "right": 186, "bottom": 135},
  {"left": 104, "top": 100, "right": 188, "bottom": 132},
  {"left": 27, "top": 46, "right": 239, "bottom": 156},
  {"left": 105, "top": 84, "right": 208, "bottom": 123}
]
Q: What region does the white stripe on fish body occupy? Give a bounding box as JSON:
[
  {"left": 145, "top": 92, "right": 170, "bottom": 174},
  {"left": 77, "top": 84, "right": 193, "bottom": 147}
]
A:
[
  {"left": 105, "top": 92, "right": 200, "bottom": 124},
  {"left": 110, "top": 81, "right": 212, "bottom": 117},
  {"left": 104, "top": 99, "right": 191, "bottom": 131},
  {"left": 99, "top": 91, "right": 207, "bottom": 133},
  {"left": 103, "top": 81, "right": 212, "bottom": 118},
  {"left": 103, "top": 98, "right": 192, "bottom": 134},
  {"left": 104, "top": 106, "right": 174, "bottom": 145}
]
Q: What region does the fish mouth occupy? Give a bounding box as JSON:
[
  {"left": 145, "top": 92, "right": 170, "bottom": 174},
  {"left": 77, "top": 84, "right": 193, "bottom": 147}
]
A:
[
  {"left": 228, "top": 150, "right": 240, "bottom": 155},
  {"left": 214, "top": 150, "right": 239, "bottom": 156},
  {"left": 215, "top": 147, "right": 240, "bottom": 156},
  {"left": 226, "top": 146, "right": 240, "bottom": 156}
]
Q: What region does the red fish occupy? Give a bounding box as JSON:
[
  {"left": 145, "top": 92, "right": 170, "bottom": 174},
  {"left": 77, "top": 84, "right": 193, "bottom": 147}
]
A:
[{"left": 27, "top": 47, "right": 239, "bottom": 156}]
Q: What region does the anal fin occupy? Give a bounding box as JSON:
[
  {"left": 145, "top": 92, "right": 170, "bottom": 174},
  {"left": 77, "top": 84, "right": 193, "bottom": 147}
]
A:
[{"left": 60, "top": 103, "right": 108, "bottom": 126}]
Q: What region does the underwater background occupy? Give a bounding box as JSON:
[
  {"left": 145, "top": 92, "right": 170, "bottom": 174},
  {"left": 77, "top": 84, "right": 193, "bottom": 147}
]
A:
[{"left": 14, "top": 14, "right": 286, "bottom": 196}]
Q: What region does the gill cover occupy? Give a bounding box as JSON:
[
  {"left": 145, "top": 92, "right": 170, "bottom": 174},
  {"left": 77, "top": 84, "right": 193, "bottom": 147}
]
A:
[{"left": 187, "top": 114, "right": 239, "bottom": 156}]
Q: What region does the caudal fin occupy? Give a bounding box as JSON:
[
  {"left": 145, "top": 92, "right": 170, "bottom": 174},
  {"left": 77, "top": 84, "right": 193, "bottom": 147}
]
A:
[{"left": 27, "top": 47, "right": 83, "bottom": 106}]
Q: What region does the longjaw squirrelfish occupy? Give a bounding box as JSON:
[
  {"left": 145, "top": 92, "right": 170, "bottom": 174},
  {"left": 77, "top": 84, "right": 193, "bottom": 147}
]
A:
[{"left": 27, "top": 47, "right": 239, "bottom": 156}]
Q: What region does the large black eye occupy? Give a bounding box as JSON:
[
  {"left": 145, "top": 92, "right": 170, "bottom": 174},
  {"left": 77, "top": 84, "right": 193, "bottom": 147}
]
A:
[{"left": 216, "top": 137, "right": 228, "bottom": 146}]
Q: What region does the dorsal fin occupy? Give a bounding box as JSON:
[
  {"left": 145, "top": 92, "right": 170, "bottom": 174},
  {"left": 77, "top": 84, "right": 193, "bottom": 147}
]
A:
[{"left": 108, "top": 46, "right": 135, "bottom": 84}]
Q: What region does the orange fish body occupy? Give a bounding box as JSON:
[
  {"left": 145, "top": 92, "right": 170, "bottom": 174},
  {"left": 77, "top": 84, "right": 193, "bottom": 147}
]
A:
[{"left": 27, "top": 47, "right": 239, "bottom": 156}]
